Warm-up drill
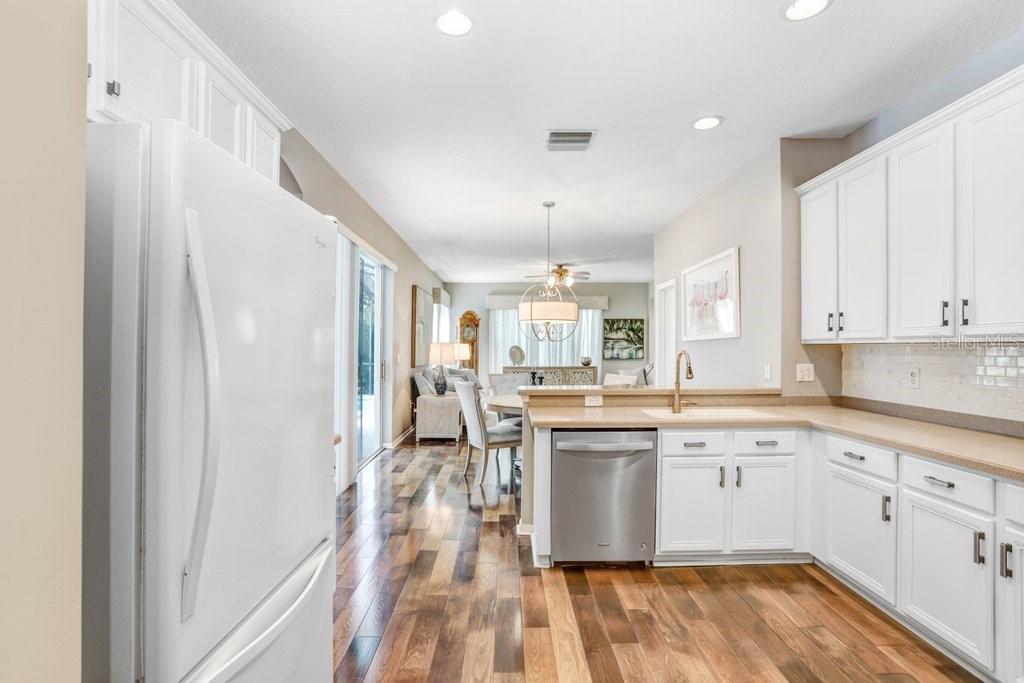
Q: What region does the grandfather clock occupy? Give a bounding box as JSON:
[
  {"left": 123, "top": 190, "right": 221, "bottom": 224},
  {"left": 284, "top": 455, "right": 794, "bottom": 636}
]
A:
[{"left": 457, "top": 310, "right": 481, "bottom": 373}]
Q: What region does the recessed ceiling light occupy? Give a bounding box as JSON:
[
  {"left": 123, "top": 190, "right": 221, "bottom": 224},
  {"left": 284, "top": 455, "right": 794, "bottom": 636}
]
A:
[
  {"left": 693, "top": 115, "right": 723, "bottom": 131},
  {"left": 435, "top": 10, "right": 473, "bottom": 36},
  {"left": 782, "top": 0, "right": 832, "bottom": 21}
]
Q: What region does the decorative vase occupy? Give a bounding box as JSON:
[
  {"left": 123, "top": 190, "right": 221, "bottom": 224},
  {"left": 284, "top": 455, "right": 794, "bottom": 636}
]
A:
[
  {"left": 434, "top": 368, "right": 448, "bottom": 395},
  {"left": 580, "top": 355, "right": 592, "bottom": 367}
]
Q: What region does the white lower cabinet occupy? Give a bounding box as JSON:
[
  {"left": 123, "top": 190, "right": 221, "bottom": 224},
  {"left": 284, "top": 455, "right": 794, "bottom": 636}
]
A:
[
  {"left": 998, "top": 525, "right": 1024, "bottom": 682},
  {"left": 899, "top": 488, "right": 995, "bottom": 670},
  {"left": 827, "top": 464, "right": 897, "bottom": 604},
  {"left": 732, "top": 456, "right": 796, "bottom": 550},
  {"left": 658, "top": 456, "right": 727, "bottom": 553}
]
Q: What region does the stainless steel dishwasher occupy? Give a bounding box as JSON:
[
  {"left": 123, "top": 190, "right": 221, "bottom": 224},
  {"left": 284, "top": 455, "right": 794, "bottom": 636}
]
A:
[{"left": 551, "top": 430, "right": 657, "bottom": 563}]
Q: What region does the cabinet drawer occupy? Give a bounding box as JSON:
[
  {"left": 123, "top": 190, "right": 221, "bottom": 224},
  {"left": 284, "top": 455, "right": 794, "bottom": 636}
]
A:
[
  {"left": 902, "top": 454, "right": 994, "bottom": 514},
  {"left": 827, "top": 435, "right": 897, "bottom": 481},
  {"left": 1002, "top": 482, "right": 1024, "bottom": 526},
  {"left": 734, "top": 430, "right": 797, "bottom": 455},
  {"left": 661, "top": 431, "right": 726, "bottom": 456}
]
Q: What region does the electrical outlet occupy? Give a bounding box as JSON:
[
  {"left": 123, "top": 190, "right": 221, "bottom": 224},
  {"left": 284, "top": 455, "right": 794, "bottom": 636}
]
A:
[
  {"left": 763, "top": 361, "right": 772, "bottom": 381},
  {"left": 905, "top": 367, "right": 921, "bottom": 389},
  {"left": 584, "top": 395, "right": 603, "bottom": 407},
  {"left": 796, "top": 363, "right": 815, "bottom": 382}
]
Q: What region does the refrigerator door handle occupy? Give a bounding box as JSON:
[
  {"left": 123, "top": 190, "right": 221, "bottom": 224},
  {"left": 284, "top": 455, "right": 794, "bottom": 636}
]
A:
[
  {"left": 180, "top": 539, "right": 333, "bottom": 682},
  {"left": 182, "top": 208, "right": 224, "bottom": 621}
]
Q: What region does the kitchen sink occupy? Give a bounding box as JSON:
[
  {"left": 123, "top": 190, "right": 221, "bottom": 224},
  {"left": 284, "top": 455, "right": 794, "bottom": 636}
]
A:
[{"left": 641, "top": 407, "right": 777, "bottom": 420}]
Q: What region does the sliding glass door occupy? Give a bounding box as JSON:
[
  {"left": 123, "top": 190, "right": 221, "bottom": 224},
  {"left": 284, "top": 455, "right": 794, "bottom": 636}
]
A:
[{"left": 356, "top": 251, "right": 384, "bottom": 465}]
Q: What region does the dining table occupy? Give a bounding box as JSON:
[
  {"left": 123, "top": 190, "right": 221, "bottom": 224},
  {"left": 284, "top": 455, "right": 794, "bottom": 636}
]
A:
[{"left": 481, "top": 393, "right": 523, "bottom": 416}]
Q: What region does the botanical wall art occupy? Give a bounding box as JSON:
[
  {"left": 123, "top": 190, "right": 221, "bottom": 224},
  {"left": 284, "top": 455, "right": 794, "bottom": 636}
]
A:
[
  {"left": 681, "top": 247, "right": 740, "bottom": 340},
  {"left": 603, "top": 318, "right": 646, "bottom": 360}
]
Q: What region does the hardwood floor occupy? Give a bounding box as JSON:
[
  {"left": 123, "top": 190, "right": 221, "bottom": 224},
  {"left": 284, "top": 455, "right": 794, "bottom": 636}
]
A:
[{"left": 333, "top": 439, "right": 976, "bottom": 682}]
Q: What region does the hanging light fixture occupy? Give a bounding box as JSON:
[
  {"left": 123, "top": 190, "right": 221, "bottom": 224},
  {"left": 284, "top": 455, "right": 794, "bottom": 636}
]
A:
[{"left": 519, "top": 202, "right": 580, "bottom": 342}]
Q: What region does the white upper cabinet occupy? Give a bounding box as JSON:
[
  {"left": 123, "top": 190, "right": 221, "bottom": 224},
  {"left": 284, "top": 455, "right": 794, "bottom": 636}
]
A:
[
  {"left": 96, "top": 0, "right": 197, "bottom": 125},
  {"left": 956, "top": 78, "right": 1024, "bottom": 337},
  {"left": 837, "top": 158, "right": 888, "bottom": 340},
  {"left": 201, "top": 65, "right": 246, "bottom": 160},
  {"left": 800, "top": 183, "right": 838, "bottom": 342},
  {"left": 89, "top": 0, "right": 289, "bottom": 182},
  {"left": 888, "top": 124, "right": 956, "bottom": 338},
  {"left": 799, "top": 65, "right": 1024, "bottom": 344}
]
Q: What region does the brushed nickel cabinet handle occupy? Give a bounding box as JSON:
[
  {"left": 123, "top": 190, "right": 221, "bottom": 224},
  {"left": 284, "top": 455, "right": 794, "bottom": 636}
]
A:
[
  {"left": 940, "top": 300, "right": 949, "bottom": 327},
  {"left": 924, "top": 475, "right": 955, "bottom": 489},
  {"left": 882, "top": 495, "right": 892, "bottom": 522},
  {"left": 843, "top": 451, "right": 866, "bottom": 462},
  {"left": 827, "top": 312, "right": 834, "bottom": 332},
  {"left": 1001, "top": 543, "right": 1014, "bottom": 579},
  {"left": 974, "top": 531, "right": 985, "bottom": 565},
  {"left": 756, "top": 440, "right": 779, "bottom": 447},
  {"left": 736, "top": 465, "right": 742, "bottom": 487},
  {"left": 838, "top": 311, "right": 845, "bottom": 332},
  {"left": 961, "top": 299, "right": 969, "bottom": 326},
  {"left": 719, "top": 465, "right": 725, "bottom": 488},
  {"left": 683, "top": 441, "right": 707, "bottom": 448}
]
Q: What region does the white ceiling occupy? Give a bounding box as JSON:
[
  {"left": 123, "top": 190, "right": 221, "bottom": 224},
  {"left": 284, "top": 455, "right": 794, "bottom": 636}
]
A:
[{"left": 177, "top": 0, "right": 1024, "bottom": 283}]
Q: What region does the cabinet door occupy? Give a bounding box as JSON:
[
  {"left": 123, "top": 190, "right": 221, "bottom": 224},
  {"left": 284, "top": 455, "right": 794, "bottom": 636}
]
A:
[
  {"left": 97, "top": 0, "right": 196, "bottom": 125},
  {"left": 732, "top": 456, "right": 795, "bottom": 551},
  {"left": 956, "top": 79, "right": 1024, "bottom": 337},
  {"left": 827, "top": 465, "right": 897, "bottom": 604},
  {"left": 800, "top": 183, "right": 838, "bottom": 342},
  {"left": 888, "top": 124, "right": 956, "bottom": 338},
  {"left": 247, "top": 107, "right": 282, "bottom": 183},
  {"left": 998, "top": 526, "right": 1024, "bottom": 683},
  {"left": 837, "top": 158, "right": 887, "bottom": 340},
  {"left": 899, "top": 489, "right": 995, "bottom": 669},
  {"left": 658, "top": 457, "right": 727, "bottom": 553},
  {"left": 201, "top": 66, "right": 246, "bottom": 160}
]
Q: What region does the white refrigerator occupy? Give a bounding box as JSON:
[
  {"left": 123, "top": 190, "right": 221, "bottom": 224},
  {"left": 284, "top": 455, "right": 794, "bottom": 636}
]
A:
[{"left": 84, "top": 120, "right": 336, "bottom": 682}]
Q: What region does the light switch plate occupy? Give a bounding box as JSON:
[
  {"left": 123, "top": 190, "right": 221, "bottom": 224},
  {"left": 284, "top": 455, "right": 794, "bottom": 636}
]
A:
[
  {"left": 796, "top": 364, "right": 815, "bottom": 382},
  {"left": 584, "top": 395, "right": 603, "bottom": 407}
]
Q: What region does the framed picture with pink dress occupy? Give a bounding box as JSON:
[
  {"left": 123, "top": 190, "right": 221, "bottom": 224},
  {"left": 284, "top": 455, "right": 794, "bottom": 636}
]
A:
[{"left": 681, "top": 247, "right": 740, "bottom": 341}]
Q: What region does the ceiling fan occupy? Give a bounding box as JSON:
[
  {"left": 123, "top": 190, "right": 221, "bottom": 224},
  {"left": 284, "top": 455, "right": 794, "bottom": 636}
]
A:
[{"left": 524, "top": 263, "right": 591, "bottom": 287}]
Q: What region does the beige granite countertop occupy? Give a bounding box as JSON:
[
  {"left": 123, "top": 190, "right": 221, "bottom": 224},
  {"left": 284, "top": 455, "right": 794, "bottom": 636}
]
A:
[
  {"left": 519, "top": 385, "right": 782, "bottom": 396},
  {"left": 527, "top": 404, "right": 1024, "bottom": 482}
]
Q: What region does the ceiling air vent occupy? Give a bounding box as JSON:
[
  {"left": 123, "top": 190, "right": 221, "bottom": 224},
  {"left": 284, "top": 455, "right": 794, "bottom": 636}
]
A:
[{"left": 546, "top": 130, "right": 595, "bottom": 151}]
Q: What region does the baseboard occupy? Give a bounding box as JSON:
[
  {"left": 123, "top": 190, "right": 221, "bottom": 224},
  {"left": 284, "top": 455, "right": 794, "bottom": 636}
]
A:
[
  {"left": 653, "top": 552, "right": 813, "bottom": 566},
  {"left": 384, "top": 426, "right": 415, "bottom": 449}
]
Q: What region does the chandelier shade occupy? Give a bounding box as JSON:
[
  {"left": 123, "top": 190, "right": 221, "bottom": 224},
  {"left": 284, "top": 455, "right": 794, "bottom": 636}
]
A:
[{"left": 517, "top": 299, "right": 579, "bottom": 324}]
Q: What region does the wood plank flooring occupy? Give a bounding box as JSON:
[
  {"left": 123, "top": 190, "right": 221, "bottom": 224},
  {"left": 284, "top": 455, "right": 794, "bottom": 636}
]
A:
[{"left": 333, "top": 440, "right": 976, "bottom": 682}]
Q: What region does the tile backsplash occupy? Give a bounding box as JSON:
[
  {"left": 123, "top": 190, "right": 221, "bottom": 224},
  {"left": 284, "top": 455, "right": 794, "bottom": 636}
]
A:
[{"left": 842, "top": 343, "right": 1024, "bottom": 422}]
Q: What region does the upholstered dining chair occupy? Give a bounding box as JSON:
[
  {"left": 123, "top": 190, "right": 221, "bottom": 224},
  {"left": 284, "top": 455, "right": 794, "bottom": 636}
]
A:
[{"left": 454, "top": 381, "right": 523, "bottom": 479}]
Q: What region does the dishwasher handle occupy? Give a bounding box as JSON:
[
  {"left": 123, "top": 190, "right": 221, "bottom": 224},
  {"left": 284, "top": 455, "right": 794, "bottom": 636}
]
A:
[{"left": 555, "top": 441, "right": 654, "bottom": 453}]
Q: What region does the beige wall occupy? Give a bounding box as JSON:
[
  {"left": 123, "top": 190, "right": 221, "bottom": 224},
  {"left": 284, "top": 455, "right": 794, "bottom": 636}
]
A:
[
  {"left": 445, "top": 282, "right": 650, "bottom": 382},
  {"left": 0, "top": 1, "right": 86, "bottom": 680},
  {"left": 653, "top": 143, "right": 784, "bottom": 389},
  {"left": 652, "top": 139, "right": 847, "bottom": 396},
  {"left": 280, "top": 131, "right": 444, "bottom": 441}
]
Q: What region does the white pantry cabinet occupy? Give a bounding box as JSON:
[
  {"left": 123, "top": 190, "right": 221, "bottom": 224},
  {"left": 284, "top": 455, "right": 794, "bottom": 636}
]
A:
[
  {"left": 732, "top": 456, "right": 796, "bottom": 550},
  {"left": 888, "top": 123, "right": 956, "bottom": 339},
  {"left": 93, "top": 0, "right": 198, "bottom": 126},
  {"left": 88, "top": 0, "right": 288, "bottom": 182},
  {"left": 899, "top": 488, "right": 995, "bottom": 669},
  {"left": 836, "top": 158, "right": 888, "bottom": 340},
  {"left": 955, "top": 78, "right": 1024, "bottom": 337},
  {"left": 658, "top": 456, "right": 727, "bottom": 552},
  {"left": 800, "top": 183, "right": 839, "bottom": 342},
  {"left": 826, "top": 464, "right": 897, "bottom": 604}
]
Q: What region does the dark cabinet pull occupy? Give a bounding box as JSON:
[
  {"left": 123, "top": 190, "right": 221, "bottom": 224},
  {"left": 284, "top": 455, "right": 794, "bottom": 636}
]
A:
[
  {"left": 881, "top": 495, "right": 892, "bottom": 522},
  {"left": 838, "top": 311, "right": 845, "bottom": 332},
  {"left": 756, "top": 440, "right": 779, "bottom": 447},
  {"left": 719, "top": 465, "right": 725, "bottom": 488},
  {"left": 827, "top": 312, "right": 834, "bottom": 332},
  {"left": 683, "top": 441, "right": 706, "bottom": 448},
  {"left": 961, "top": 299, "right": 969, "bottom": 326},
  {"left": 941, "top": 300, "right": 949, "bottom": 327},
  {"left": 736, "top": 466, "right": 742, "bottom": 487},
  {"left": 1001, "top": 543, "right": 1014, "bottom": 579},
  {"left": 843, "top": 450, "right": 866, "bottom": 462},
  {"left": 974, "top": 531, "right": 986, "bottom": 565}
]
